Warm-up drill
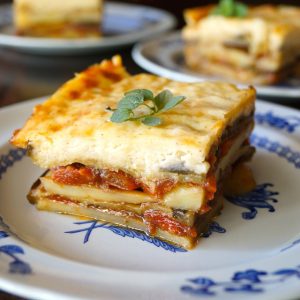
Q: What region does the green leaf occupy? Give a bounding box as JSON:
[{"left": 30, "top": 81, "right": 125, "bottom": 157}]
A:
[
  {"left": 110, "top": 109, "right": 132, "bottom": 123},
  {"left": 235, "top": 3, "right": 248, "bottom": 17},
  {"left": 210, "top": 0, "right": 248, "bottom": 17},
  {"left": 109, "top": 88, "right": 186, "bottom": 126},
  {"left": 153, "top": 89, "right": 173, "bottom": 111},
  {"left": 125, "top": 89, "right": 154, "bottom": 100},
  {"left": 220, "top": 0, "right": 235, "bottom": 16},
  {"left": 117, "top": 94, "right": 144, "bottom": 110},
  {"left": 141, "top": 116, "right": 162, "bottom": 126},
  {"left": 159, "top": 95, "right": 186, "bottom": 113}
]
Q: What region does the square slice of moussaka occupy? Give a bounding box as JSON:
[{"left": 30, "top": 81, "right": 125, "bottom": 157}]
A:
[
  {"left": 11, "top": 56, "right": 256, "bottom": 250},
  {"left": 14, "top": 0, "right": 102, "bottom": 38},
  {"left": 183, "top": 4, "right": 300, "bottom": 85}
]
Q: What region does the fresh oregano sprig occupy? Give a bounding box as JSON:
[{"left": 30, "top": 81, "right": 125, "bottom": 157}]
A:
[
  {"left": 211, "top": 0, "right": 248, "bottom": 17},
  {"left": 108, "top": 89, "right": 186, "bottom": 126}
]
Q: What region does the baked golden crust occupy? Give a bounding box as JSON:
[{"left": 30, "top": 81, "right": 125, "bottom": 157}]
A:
[
  {"left": 11, "top": 55, "right": 129, "bottom": 147},
  {"left": 11, "top": 56, "right": 255, "bottom": 183},
  {"left": 183, "top": 5, "right": 300, "bottom": 84}
]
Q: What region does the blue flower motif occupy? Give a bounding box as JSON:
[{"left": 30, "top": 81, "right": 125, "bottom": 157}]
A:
[
  {"left": 0, "top": 149, "right": 26, "bottom": 180},
  {"left": 181, "top": 278, "right": 216, "bottom": 296},
  {"left": 255, "top": 111, "right": 300, "bottom": 133},
  {"left": 273, "top": 267, "right": 300, "bottom": 279},
  {"left": 65, "top": 220, "right": 187, "bottom": 253},
  {"left": 250, "top": 134, "right": 300, "bottom": 169},
  {"left": 189, "top": 277, "right": 216, "bottom": 286},
  {"left": 225, "top": 284, "right": 263, "bottom": 293},
  {"left": 0, "top": 231, "right": 9, "bottom": 239},
  {"left": 233, "top": 269, "right": 267, "bottom": 283},
  {"left": 0, "top": 238, "right": 32, "bottom": 275},
  {"left": 0, "top": 244, "right": 24, "bottom": 255},
  {"left": 181, "top": 266, "right": 300, "bottom": 296},
  {"left": 202, "top": 222, "right": 226, "bottom": 238},
  {"left": 181, "top": 285, "right": 216, "bottom": 296},
  {"left": 9, "top": 260, "right": 32, "bottom": 275},
  {"left": 225, "top": 183, "right": 279, "bottom": 220}
]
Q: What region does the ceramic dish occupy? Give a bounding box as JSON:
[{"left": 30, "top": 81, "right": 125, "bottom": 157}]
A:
[
  {"left": 0, "top": 2, "right": 176, "bottom": 55},
  {"left": 132, "top": 32, "right": 300, "bottom": 99},
  {"left": 0, "top": 98, "right": 300, "bottom": 299}
]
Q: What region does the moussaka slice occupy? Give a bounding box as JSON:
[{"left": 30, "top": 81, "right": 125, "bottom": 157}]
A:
[
  {"left": 183, "top": 3, "right": 300, "bottom": 85},
  {"left": 14, "top": 0, "right": 102, "bottom": 38},
  {"left": 11, "top": 56, "right": 256, "bottom": 250}
]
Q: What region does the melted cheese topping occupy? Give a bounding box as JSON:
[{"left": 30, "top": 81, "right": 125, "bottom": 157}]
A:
[{"left": 11, "top": 56, "right": 255, "bottom": 183}]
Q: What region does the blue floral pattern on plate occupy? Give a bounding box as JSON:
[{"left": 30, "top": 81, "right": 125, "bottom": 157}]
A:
[
  {"left": 225, "top": 183, "right": 279, "bottom": 220},
  {"left": 0, "top": 149, "right": 26, "bottom": 179},
  {"left": 64, "top": 181, "right": 278, "bottom": 248},
  {"left": 0, "top": 150, "right": 31, "bottom": 275},
  {"left": 65, "top": 220, "right": 187, "bottom": 253},
  {"left": 202, "top": 222, "right": 226, "bottom": 238},
  {"left": 0, "top": 231, "right": 31, "bottom": 275},
  {"left": 251, "top": 134, "right": 300, "bottom": 169},
  {"left": 181, "top": 266, "right": 300, "bottom": 296},
  {"left": 255, "top": 111, "right": 300, "bottom": 133}
]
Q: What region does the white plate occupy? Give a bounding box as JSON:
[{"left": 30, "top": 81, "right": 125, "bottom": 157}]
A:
[
  {"left": 132, "top": 32, "right": 300, "bottom": 99},
  {"left": 0, "top": 98, "right": 300, "bottom": 300},
  {"left": 0, "top": 2, "right": 176, "bottom": 55}
]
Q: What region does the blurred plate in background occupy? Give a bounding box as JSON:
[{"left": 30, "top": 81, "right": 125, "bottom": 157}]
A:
[
  {"left": 133, "top": 32, "right": 300, "bottom": 100},
  {"left": 0, "top": 2, "right": 176, "bottom": 55}
]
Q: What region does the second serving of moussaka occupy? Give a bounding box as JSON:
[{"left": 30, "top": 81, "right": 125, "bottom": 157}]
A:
[
  {"left": 183, "top": 4, "right": 300, "bottom": 85},
  {"left": 14, "top": 0, "right": 103, "bottom": 38}
]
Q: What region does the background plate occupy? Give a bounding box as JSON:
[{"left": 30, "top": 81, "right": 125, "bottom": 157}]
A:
[
  {"left": 0, "top": 98, "right": 300, "bottom": 299},
  {"left": 132, "top": 32, "right": 300, "bottom": 99},
  {"left": 0, "top": 2, "right": 176, "bottom": 55}
]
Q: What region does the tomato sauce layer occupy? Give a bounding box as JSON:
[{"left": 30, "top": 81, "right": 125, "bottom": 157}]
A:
[
  {"left": 144, "top": 210, "right": 197, "bottom": 238},
  {"left": 52, "top": 164, "right": 176, "bottom": 196},
  {"left": 52, "top": 164, "right": 217, "bottom": 201},
  {"left": 52, "top": 164, "right": 138, "bottom": 190}
]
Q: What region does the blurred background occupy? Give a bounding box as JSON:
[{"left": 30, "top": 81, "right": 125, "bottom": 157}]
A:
[
  {"left": 0, "top": 0, "right": 299, "bottom": 108},
  {"left": 104, "top": 0, "right": 300, "bottom": 27}
]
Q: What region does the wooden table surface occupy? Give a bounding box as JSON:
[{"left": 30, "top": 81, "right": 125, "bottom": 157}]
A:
[{"left": 0, "top": 1, "right": 300, "bottom": 300}]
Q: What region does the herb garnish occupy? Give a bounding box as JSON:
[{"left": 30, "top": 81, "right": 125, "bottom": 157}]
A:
[
  {"left": 108, "top": 89, "right": 186, "bottom": 126},
  {"left": 211, "top": 0, "right": 248, "bottom": 17}
]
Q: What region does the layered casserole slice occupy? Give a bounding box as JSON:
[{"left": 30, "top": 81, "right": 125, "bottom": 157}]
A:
[
  {"left": 11, "top": 56, "right": 256, "bottom": 250},
  {"left": 183, "top": 4, "right": 300, "bottom": 85},
  {"left": 14, "top": 0, "right": 102, "bottom": 38}
]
